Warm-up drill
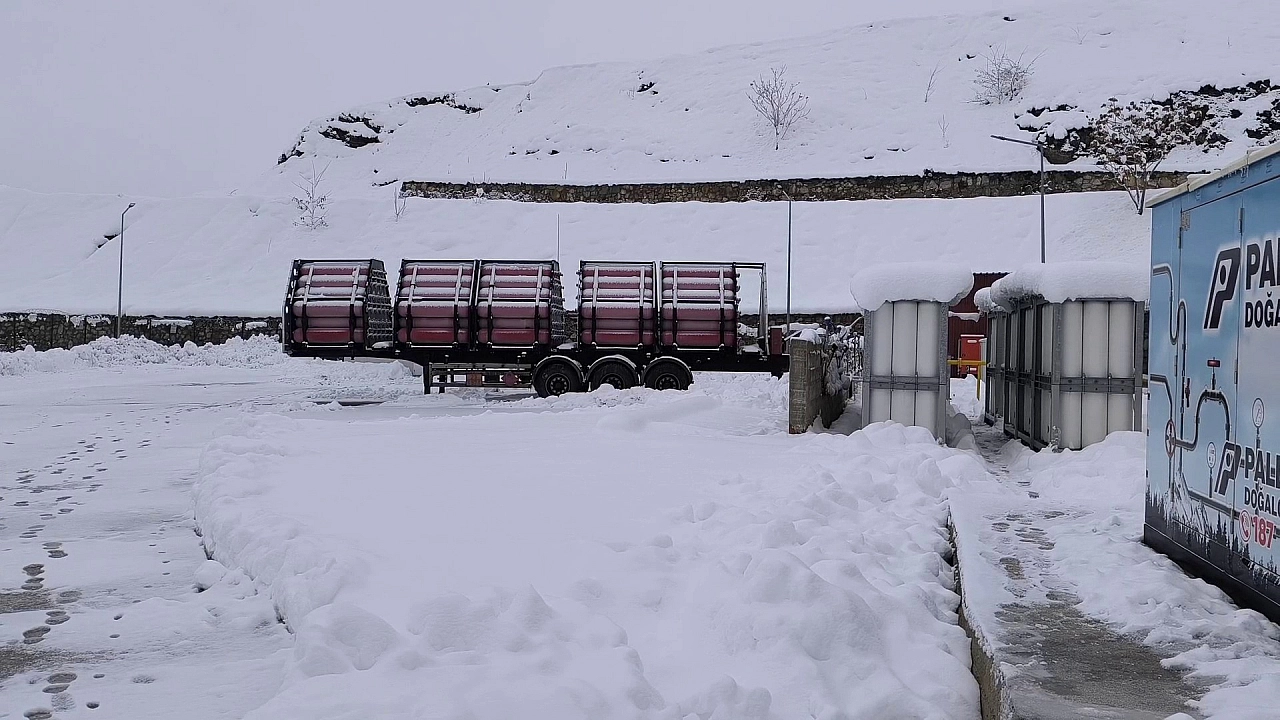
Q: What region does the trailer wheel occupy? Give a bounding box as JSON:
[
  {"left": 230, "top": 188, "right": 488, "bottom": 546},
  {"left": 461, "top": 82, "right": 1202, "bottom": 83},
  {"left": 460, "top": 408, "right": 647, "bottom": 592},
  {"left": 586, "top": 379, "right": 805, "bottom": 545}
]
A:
[
  {"left": 588, "top": 359, "right": 639, "bottom": 390},
  {"left": 533, "top": 358, "right": 583, "bottom": 397},
  {"left": 643, "top": 358, "right": 692, "bottom": 392}
]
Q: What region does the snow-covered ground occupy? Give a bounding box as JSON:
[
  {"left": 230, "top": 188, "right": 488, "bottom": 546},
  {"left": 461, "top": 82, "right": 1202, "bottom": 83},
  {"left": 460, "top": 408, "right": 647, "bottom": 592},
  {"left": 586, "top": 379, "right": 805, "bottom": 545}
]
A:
[
  {"left": 946, "top": 382, "right": 1280, "bottom": 720},
  {"left": 266, "top": 0, "right": 1279, "bottom": 193},
  {"left": 9, "top": 338, "right": 1280, "bottom": 719},
  {"left": 0, "top": 185, "right": 1146, "bottom": 316},
  {"left": 193, "top": 370, "right": 987, "bottom": 719}
]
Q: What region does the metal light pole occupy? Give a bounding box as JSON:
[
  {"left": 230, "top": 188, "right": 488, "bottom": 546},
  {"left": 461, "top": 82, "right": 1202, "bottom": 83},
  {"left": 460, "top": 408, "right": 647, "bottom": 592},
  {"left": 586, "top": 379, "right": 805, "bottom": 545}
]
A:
[
  {"left": 779, "top": 186, "right": 794, "bottom": 334},
  {"left": 991, "top": 135, "right": 1047, "bottom": 263},
  {"left": 116, "top": 202, "right": 136, "bottom": 338}
]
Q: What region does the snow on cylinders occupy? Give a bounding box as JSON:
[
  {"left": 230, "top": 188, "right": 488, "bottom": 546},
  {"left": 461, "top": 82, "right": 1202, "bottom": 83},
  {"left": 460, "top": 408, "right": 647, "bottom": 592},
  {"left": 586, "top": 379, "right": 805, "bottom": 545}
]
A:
[
  {"left": 1145, "top": 142, "right": 1280, "bottom": 622},
  {"left": 850, "top": 263, "right": 974, "bottom": 439},
  {"left": 281, "top": 257, "right": 788, "bottom": 396},
  {"left": 981, "top": 262, "right": 1146, "bottom": 451}
]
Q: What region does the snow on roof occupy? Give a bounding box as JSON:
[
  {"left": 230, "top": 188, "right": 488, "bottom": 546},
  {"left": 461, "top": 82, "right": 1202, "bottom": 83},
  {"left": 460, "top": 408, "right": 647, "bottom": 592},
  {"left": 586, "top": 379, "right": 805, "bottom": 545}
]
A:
[
  {"left": 849, "top": 263, "right": 974, "bottom": 312},
  {"left": 989, "top": 262, "right": 1149, "bottom": 306},
  {"left": 1147, "top": 141, "right": 1280, "bottom": 208}
]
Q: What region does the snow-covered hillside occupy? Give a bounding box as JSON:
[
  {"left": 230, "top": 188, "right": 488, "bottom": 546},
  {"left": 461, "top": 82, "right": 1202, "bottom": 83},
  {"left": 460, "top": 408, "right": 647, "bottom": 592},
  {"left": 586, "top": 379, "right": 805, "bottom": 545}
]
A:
[
  {"left": 0, "top": 186, "right": 1146, "bottom": 315},
  {"left": 263, "top": 0, "right": 1280, "bottom": 196},
  {"left": 9, "top": 0, "right": 1272, "bottom": 316}
]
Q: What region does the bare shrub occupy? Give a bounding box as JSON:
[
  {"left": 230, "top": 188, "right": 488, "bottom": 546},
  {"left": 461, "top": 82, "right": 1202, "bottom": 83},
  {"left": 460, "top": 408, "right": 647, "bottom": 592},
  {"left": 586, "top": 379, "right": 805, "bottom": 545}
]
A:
[
  {"left": 938, "top": 115, "right": 950, "bottom": 148},
  {"left": 293, "top": 161, "right": 330, "bottom": 230},
  {"left": 1091, "top": 101, "right": 1190, "bottom": 215},
  {"left": 393, "top": 186, "right": 408, "bottom": 221},
  {"left": 924, "top": 62, "right": 941, "bottom": 103},
  {"left": 973, "top": 48, "right": 1036, "bottom": 105},
  {"left": 749, "top": 66, "right": 811, "bottom": 150}
]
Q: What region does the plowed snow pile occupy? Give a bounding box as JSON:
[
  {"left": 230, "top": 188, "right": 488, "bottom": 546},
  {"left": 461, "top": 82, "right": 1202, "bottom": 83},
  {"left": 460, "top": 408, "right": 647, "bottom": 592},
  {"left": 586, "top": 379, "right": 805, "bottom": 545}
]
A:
[{"left": 194, "top": 375, "right": 988, "bottom": 719}]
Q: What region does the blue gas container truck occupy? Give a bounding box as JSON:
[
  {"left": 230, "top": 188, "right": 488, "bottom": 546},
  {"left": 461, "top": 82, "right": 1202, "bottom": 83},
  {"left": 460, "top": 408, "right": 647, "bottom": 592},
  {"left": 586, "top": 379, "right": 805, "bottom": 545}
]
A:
[{"left": 1147, "top": 144, "right": 1280, "bottom": 620}]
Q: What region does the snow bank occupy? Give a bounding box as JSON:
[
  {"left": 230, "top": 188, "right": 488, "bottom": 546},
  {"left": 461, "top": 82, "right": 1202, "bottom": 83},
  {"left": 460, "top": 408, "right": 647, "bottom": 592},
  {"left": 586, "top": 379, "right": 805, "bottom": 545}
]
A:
[
  {"left": 0, "top": 335, "right": 286, "bottom": 376},
  {"left": 194, "top": 377, "right": 985, "bottom": 720},
  {"left": 989, "top": 261, "right": 1149, "bottom": 306},
  {"left": 849, "top": 262, "right": 974, "bottom": 311}
]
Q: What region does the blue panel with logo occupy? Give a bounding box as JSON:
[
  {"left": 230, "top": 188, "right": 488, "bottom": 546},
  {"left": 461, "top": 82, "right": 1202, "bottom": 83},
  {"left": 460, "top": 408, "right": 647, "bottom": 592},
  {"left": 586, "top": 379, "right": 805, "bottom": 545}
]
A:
[{"left": 1147, "top": 148, "right": 1280, "bottom": 619}]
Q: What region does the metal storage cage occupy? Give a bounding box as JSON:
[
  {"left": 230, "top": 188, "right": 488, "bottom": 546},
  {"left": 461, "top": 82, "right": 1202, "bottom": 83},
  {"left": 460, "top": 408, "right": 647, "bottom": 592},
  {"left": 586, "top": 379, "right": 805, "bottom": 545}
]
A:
[
  {"left": 982, "top": 303, "right": 1008, "bottom": 426},
  {"left": 983, "top": 294, "right": 1144, "bottom": 450},
  {"left": 859, "top": 300, "right": 949, "bottom": 439},
  {"left": 282, "top": 259, "right": 393, "bottom": 354}
]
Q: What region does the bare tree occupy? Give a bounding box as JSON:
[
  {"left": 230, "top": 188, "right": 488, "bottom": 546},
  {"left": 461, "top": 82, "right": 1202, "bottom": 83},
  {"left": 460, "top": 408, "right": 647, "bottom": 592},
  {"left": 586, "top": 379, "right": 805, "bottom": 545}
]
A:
[
  {"left": 293, "top": 161, "right": 331, "bottom": 230},
  {"left": 393, "top": 185, "right": 408, "bottom": 221},
  {"left": 924, "top": 62, "right": 941, "bottom": 103},
  {"left": 1091, "top": 101, "right": 1189, "bottom": 215},
  {"left": 973, "top": 47, "right": 1037, "bottom": 105},
  {"left": 749, "top": 66, "right": 811, "bottom": 150}
]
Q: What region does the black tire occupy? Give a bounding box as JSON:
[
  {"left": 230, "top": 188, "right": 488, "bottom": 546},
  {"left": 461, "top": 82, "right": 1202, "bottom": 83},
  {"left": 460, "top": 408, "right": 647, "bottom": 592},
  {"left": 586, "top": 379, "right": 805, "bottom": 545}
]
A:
[
  {"left": 588, "top": 360, "right": 639, "bottom": 390},
  {"left": 533, "top": 359, "right": 583, "bottom": 397},
  {"left": 643, "top": 359, "right": 692, "bottom": 391}
]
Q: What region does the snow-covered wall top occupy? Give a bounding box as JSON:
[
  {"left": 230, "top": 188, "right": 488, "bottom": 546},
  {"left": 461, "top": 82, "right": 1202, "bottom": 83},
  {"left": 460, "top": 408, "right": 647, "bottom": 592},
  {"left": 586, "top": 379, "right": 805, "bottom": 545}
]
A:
[
  {"left": 0, "top": 187, "right": 1147, "bottom": 316},
  {"left": 849, "top": 263, "right": 974, "bottom": 312},
  {"left": 974, "top": 287, "right": 999, "bottom": 315},
  {"left": 989, "top": 262, "right": 1150, "bottom": 307},
  {"left": 257, "top": 0, "right": 1280, "bottom": 199}
]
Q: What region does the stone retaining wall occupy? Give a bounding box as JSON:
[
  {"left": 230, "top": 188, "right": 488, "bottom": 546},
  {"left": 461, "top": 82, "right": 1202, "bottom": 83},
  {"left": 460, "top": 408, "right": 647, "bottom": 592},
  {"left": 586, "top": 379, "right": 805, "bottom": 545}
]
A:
[
  {"left": 402, "top": 170, "right": 1189, "bottom": 204},
  {"left": 787, "top": 334, "right": 852, "bottom": 433},
  {"left": 2, "top": 313, "right": 280, "bottom": 352}
]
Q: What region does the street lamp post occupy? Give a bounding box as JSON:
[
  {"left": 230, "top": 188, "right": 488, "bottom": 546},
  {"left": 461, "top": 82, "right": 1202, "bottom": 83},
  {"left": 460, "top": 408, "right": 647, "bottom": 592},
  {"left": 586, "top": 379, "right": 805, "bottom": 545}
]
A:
[
  {"left": 778, "top": 186, "right": 794, "bottom": 334},
  {"left": 116, "top": 202, "right": 136, "bottom": 338},
  {"left": 991, "top": 135, "right": 1047, "bottom": 264}
]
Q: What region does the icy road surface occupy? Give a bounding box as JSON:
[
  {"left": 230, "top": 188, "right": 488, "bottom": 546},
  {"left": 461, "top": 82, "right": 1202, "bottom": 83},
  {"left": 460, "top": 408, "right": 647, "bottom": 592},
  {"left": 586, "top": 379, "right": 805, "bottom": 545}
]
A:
[{"left": 0, "top": 343, "right": 429, "bottom": 720}]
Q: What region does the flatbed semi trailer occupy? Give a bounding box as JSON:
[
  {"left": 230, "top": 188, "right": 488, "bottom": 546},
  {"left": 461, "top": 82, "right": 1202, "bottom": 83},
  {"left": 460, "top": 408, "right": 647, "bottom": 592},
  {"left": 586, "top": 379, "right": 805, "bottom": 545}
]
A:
[{"left": 282, "top": 258, "right": 789, "bottom": 396}]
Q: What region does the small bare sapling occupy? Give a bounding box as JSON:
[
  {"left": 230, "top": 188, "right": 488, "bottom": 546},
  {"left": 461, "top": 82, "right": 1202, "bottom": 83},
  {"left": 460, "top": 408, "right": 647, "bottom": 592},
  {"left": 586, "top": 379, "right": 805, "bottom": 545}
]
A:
[
  {"left": 293, "top": 161, "right": 331, "bottom": 230},
  {"left": 749, "top": 66, "right": 811, "bottom": 150}
]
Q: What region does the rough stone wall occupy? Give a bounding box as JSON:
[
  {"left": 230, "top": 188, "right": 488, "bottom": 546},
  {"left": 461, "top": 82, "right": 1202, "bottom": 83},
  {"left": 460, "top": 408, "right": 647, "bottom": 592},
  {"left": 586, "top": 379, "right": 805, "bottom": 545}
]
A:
[
  {"left": 2, "top": 314, "right": 280, "bottom": 352},
  {"left": 787, "top": 337, "right": 850, "bottom": 433},
  {"left": 402, "top": 170, "right": 1189, "bottom": 204}
]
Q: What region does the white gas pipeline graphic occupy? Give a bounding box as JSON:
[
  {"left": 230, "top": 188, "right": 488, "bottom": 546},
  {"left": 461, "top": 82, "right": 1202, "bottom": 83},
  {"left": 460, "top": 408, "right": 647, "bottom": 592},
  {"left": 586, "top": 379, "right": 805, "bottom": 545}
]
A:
[{"left": 1149, "top": 263, "right": 1235, "bottom": 536}]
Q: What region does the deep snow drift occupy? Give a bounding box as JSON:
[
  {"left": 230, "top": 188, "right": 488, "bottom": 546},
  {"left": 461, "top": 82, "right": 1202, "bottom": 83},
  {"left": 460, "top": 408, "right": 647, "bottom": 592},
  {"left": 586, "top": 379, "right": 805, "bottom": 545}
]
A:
[{"left": 193, "top": 375, "right": 987, "bottom": 719}]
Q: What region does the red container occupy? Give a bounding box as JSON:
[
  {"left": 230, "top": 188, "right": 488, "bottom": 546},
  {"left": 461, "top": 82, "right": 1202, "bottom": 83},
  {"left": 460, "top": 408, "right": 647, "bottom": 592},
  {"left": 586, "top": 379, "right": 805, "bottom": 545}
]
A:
[
  {"left": 396, "top": 261, "right": 477, "bottom": 347},
  {"left": 475, "top": 261, "right": 565, "bottom": 347},
  {"left": 659, "top": 263, "right": 739, "bottom": 349},
  {"left": 579, "top": 262, "right": 656, "bottom": 348},
  {"left": 285, "top": 260, "right": 392, "bottom": 349}
]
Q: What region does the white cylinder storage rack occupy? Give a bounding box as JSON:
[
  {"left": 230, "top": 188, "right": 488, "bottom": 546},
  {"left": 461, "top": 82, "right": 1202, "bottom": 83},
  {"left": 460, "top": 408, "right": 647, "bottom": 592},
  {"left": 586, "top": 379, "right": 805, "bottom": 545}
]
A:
[
  {"left": 982, "top": 265, "right": 1146, "bottom": 451},
  {"left": 860, "top": 300, "right": 950, "bottom": 438}
]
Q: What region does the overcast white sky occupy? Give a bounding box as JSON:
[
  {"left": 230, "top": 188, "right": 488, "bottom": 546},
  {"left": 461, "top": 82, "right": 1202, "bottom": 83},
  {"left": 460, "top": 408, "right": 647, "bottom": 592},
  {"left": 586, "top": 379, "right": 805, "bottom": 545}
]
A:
[{"left": 2, "top": 0, "right": 1029, "bottom": 197}]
